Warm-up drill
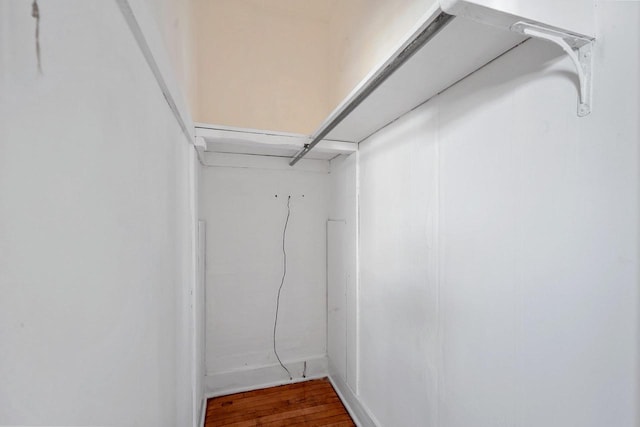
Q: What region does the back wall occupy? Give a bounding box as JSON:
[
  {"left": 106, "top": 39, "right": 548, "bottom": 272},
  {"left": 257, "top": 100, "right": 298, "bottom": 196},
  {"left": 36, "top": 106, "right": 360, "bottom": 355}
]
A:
[{"left": 200, "top": 155, "right": 329, "bottom": 393}]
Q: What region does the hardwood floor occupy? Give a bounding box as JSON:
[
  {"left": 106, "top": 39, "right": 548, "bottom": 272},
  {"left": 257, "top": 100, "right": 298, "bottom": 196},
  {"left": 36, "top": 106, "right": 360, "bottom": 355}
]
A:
[{"left": 205, "top": 378, "right": 355, "bottom": 426}]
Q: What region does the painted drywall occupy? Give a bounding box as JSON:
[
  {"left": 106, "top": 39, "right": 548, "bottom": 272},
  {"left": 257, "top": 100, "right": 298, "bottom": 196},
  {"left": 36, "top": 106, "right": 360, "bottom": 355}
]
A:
[
  {"left": 340, "top": 2, "right": 639, "bottom": 426},
  {"left": 200, "top": 154, "right": 329, "bottom": 393},
  {"left": 137, "top": 0, "right": 204, "bottom": 423},
  {"left": 190, "top": 0, "right": 440, "bottom": 134},
  {"left": 193, "top": 0, "right": 333, "bottom": 134},
  {"left": 143, "top": 0, "right": 197, "bottom": 112},
  {"left": 0, "top": 1, "right": 195, "bottom": 426}
]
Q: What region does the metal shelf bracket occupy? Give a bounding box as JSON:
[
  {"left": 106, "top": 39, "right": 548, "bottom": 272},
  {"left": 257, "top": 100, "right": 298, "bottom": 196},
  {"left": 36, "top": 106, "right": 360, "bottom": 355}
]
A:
[{"left": 511, "top": 22, "right": 594, "bottom": 117}]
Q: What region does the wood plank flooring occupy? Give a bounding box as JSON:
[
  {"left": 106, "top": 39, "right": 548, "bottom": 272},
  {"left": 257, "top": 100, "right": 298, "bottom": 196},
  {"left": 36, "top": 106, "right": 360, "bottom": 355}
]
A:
[{"left": 205, "top": 378, "right": 355, "bottom": 426}]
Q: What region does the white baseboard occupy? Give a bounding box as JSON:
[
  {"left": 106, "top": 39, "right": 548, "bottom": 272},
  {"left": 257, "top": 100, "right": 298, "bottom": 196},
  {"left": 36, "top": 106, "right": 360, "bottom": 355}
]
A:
[
  {"left": 328, "top": 371, "right": 379, "bottom": 427},
  {"left": 204, "top": 355, "right": 328, "bottom": 398},
  {"left": 198, "top": 397, "right": 206, "bottom": 427}
]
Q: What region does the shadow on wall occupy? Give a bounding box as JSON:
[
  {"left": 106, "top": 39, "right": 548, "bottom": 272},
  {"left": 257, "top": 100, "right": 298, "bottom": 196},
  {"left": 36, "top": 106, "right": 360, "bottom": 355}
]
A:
[
  {"left": 358, "top": 104, "right": 440, "bottom": 161},
  {"left": 359, "top": 38, "right": 571, "bottom": 156},
  {"left": 434, "top": 38, "right": 571, "bottom": 128}
]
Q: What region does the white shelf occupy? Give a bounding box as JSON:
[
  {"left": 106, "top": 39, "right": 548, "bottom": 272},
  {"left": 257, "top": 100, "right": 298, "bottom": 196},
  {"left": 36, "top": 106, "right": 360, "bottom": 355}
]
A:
[
  {"left": 291, "top": 0, "right": 595, "bottom": 164},
  {"left": 192, "top": 0, "right": 595, "bottom": 165},
  {"left": 195, "top": 124, "right": 356, "bottom": 161},
  {"left": 323, "top": 12, "right": 526, "bottom": 143}
]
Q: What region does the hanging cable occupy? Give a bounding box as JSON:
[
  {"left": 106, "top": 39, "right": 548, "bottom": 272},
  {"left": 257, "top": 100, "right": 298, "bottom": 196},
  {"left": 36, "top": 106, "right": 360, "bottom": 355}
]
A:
[{"left": 273, "top": 195, "right": 293, "bottom": 380}]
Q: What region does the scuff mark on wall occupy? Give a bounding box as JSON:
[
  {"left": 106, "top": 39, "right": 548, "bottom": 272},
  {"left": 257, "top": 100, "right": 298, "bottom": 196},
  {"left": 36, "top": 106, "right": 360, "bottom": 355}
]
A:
[{"left": 31, "top": 0, "right": 42, "bottom": 74}]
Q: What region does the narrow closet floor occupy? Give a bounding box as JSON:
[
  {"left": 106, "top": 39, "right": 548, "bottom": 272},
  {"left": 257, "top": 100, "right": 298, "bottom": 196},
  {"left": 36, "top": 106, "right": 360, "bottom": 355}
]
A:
[{"left": 205, "top": 378, "right": 355, "bottom": 426}]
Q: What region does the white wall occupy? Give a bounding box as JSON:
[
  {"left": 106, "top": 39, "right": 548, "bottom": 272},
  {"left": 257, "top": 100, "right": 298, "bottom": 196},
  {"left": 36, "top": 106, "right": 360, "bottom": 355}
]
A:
[
  {"left": 200, "top": 155, "right": 329, "bottom": 394},
  {"left": 335, "top": 1, "right": 639, "bottom": 426},
  {"left": 143, "top": 0, "right": 197, "bottom": 110},
  {"left": 0, "top": 1, "right": 195, "bottom": 426}
]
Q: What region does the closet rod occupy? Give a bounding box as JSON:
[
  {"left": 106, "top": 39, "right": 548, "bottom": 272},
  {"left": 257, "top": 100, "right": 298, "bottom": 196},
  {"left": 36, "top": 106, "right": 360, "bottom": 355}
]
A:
[{"left": 289, "top": 11, "right": 453, "bottom": 166}]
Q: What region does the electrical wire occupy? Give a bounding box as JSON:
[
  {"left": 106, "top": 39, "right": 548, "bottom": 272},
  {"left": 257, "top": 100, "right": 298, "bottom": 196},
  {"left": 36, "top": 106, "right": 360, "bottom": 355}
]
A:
[{"left": 273, "top": 195, "right": 293, "bottom": 380}]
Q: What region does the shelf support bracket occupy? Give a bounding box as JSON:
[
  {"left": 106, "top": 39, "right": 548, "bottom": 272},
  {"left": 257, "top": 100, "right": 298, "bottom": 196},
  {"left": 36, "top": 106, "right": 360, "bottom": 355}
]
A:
[{"left": 511, "top": 22, "right": 594, "bottom": 117}]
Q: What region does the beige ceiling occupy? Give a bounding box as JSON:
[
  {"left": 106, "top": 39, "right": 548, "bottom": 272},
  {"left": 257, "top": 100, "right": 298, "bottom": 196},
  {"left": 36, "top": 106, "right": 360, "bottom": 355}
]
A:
[{"left": 238, "top": 0, "right": 341, "bottom": 22}]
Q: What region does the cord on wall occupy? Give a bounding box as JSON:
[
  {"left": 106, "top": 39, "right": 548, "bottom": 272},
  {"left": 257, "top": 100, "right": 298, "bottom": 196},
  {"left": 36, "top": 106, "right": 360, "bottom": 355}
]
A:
[{"left": 273, "top": 195, "right": 293, "bottom": 380}]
